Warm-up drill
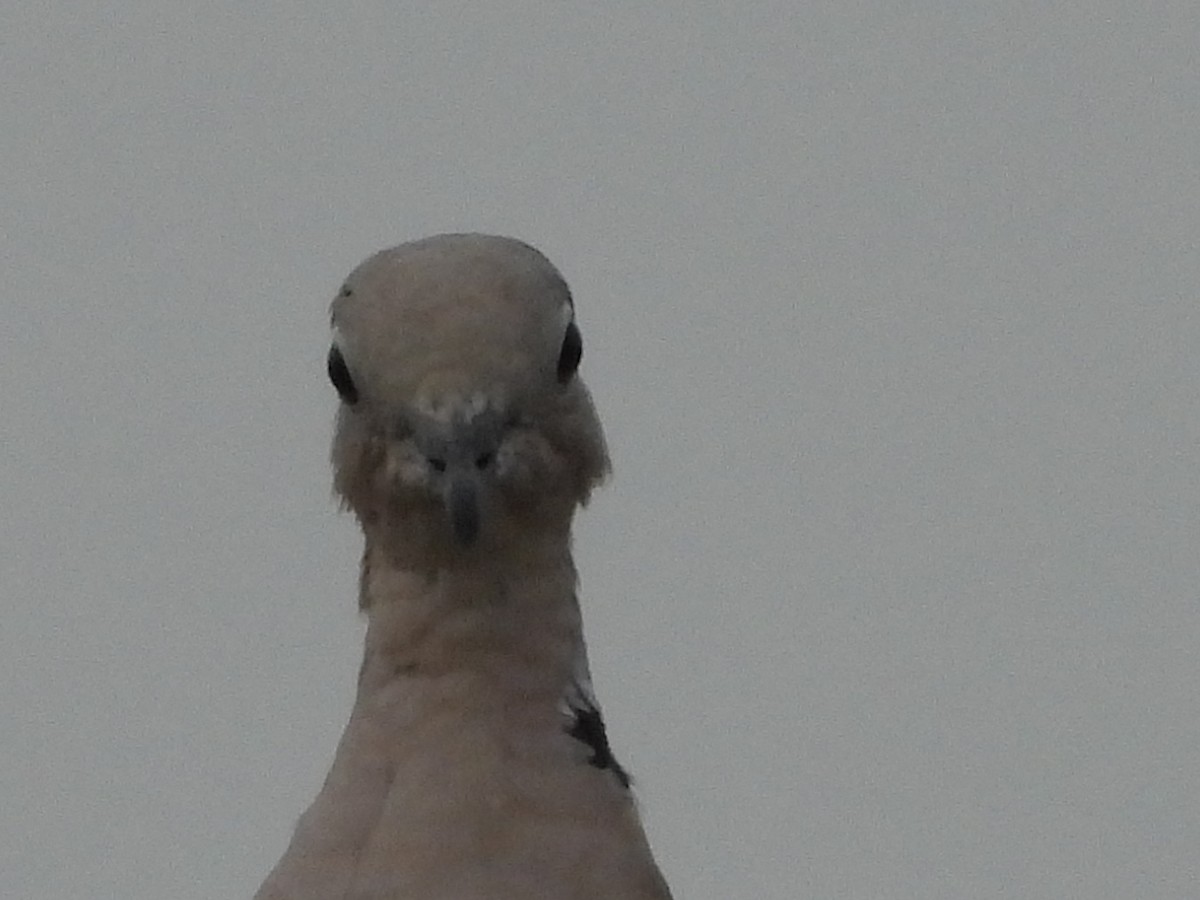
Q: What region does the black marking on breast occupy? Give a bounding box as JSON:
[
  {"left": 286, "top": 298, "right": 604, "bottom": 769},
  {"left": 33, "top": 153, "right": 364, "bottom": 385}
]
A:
[{"left": 566, "top": 699, "right": 631, "bottom": 788}]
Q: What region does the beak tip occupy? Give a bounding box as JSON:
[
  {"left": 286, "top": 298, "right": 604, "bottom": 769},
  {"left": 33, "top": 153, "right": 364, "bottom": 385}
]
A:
[
  {"left": 452, "top": 515, "right": 480, "bottom": 547},
  {"left": 446, "top": 477, "right": 482, "bottom": 548}
]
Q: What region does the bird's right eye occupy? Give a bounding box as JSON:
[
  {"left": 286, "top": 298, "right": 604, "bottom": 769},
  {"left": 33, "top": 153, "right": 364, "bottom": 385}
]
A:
[{"left": 327, "top": 345, "right": 359, "bottom": 405}]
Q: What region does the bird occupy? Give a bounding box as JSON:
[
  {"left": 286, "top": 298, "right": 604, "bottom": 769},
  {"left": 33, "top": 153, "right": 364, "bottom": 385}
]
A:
[{"left": 255, "top": 234, "right": 673, "bottom": 900}]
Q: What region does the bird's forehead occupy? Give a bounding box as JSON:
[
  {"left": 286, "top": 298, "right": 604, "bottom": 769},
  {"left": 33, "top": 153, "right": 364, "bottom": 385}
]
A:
[{"left": 331, "top": 235, "right": 575, "bottom": 404}]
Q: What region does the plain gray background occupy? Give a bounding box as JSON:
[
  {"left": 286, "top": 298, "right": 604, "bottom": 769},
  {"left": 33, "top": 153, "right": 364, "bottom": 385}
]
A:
[{"left": 4, "top": 4, "right": 1198, "bottom": 898}]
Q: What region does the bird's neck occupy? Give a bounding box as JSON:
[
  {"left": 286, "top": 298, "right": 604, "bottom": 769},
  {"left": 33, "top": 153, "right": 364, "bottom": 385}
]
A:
[{"left": 353, "top": 530, "right": 584, "bottom": 708}]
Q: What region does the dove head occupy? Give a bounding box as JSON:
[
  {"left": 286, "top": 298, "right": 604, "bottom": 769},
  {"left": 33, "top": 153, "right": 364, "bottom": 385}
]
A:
[{"left": 327, "top": 234, "right": 609, "bottom": 567}]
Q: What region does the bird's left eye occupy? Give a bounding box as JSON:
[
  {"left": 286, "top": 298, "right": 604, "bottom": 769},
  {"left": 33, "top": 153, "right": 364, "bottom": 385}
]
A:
[
  {"left": 557, "top": 322, "right": 582, "bottom": 383},
  {"left": 327, "top": 345, "right": 359, "bottom": 405}
]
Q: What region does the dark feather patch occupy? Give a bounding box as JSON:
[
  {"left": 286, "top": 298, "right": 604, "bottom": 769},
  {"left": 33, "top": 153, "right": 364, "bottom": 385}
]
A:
[{"left": 566, "top": 700, "right": 630, "bottom": 788}]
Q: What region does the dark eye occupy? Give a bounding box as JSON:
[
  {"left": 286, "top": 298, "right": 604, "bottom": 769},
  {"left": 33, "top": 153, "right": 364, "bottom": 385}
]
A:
[
  {"left": 327, "top": 345, "right": 359, "bottom": 405},
  {"left": 557, "top": 322, "right": 582, "bottom": 383}
]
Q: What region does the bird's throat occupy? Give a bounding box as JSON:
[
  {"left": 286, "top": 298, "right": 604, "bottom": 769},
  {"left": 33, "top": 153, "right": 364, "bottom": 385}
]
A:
[{"left": 353, "top": 537, "right": 584, "bottom": 712}]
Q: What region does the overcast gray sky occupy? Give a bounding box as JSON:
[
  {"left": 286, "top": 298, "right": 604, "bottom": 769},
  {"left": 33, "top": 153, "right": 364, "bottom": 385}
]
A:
[{"left": 4, "top": 4, "right": 1199, "bottom": 898}]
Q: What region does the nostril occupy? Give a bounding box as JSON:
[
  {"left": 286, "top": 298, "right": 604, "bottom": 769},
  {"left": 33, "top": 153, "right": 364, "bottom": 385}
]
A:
[
  {"left": 474, "top": 452, "right": 494, "bottom": 471},
  {"left": 428, "top": 457, "right": 447, "bottom": 474}
]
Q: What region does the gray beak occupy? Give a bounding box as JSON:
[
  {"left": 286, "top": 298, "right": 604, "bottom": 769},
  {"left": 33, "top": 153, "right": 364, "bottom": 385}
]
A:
[
  {"left": 444, "top": 472, "right": 481, "bottom": 547},
  {"left": 413, "top": 408, "right": 503, "bottom": 549}
]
